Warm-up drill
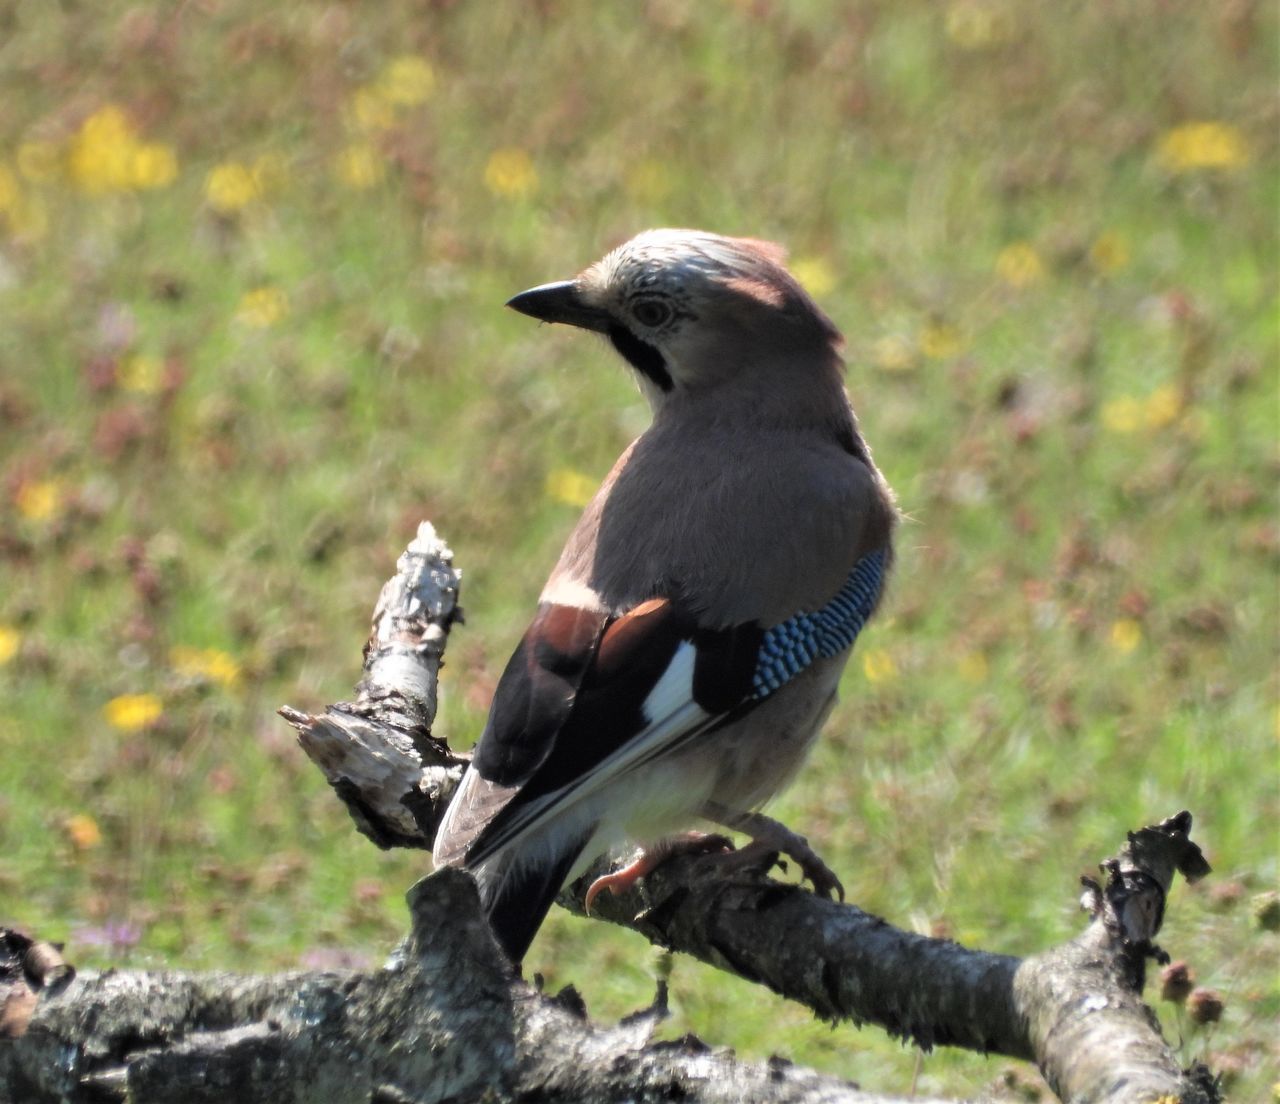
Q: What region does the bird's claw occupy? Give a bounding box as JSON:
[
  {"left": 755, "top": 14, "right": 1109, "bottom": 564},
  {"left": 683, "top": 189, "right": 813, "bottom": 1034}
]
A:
[
  {"left": 584, "top": 831, "right": 734, "bottom": 913},
  {"left": 703, "top": 813, "right": 845, "bottom": 900}
]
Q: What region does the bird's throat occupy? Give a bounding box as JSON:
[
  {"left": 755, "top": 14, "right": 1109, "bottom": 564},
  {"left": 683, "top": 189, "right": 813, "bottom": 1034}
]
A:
[{"left": 608, "top": 324, "right": 673, "bottom": 393}]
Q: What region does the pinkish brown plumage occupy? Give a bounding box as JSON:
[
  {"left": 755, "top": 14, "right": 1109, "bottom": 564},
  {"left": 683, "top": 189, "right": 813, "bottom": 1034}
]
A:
[{"left": 433, "top": 230, "right": 896, "bottom": 962}]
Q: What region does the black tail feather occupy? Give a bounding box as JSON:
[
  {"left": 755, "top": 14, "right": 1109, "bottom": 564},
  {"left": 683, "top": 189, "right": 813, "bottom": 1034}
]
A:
[{"left": 478, "top": 832, "right": 594, "bottom": 964}]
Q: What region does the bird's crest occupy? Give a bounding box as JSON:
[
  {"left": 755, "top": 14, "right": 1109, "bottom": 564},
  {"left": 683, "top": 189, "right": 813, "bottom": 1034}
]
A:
[{"left": 593, "top": 229, "right": 840, "bottom": 346}]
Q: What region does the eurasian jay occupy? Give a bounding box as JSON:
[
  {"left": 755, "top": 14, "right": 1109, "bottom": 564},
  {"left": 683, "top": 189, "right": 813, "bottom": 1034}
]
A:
[{"left": 433, "top": 229, "right": 897, "bottom": 963}]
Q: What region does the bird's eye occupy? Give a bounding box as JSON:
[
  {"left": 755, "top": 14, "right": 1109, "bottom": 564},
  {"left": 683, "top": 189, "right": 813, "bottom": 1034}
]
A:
[{"left": 631, "top": 299, "right": 672, "bottom": 329}]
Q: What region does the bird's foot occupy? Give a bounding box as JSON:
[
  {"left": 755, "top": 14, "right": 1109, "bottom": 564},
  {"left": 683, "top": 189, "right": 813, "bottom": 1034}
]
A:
[
  {"left": 584, "top": 831, "right": 733, "bottom": 913},
  {"left": 702, "top": 805, "right": 845, "bottom": 901}
]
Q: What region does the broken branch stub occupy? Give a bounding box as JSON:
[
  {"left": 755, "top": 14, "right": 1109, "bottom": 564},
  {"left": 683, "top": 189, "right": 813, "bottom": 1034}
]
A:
[
  {"left": 280, "top": 521, "right": 467, "bottom": 851},
  {"left": 1014, "top": 810, "right": 1216, "bottom": 1104}
]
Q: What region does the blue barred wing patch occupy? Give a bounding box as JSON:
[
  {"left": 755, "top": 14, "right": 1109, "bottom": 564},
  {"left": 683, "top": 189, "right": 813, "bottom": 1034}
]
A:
[{"left": 752, "top": 547, "right": 887, "bottom": 699}]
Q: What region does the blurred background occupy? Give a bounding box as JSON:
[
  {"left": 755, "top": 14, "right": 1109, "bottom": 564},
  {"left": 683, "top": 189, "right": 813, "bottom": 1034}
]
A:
[{"left": 0, "top": 1, "right": 1275, "bottom": 1097}]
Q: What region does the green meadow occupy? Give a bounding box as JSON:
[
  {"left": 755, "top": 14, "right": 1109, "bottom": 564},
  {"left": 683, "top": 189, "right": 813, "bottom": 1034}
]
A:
[{"left": 0, "top": 2, "right": 1275, "bottom": 1098}]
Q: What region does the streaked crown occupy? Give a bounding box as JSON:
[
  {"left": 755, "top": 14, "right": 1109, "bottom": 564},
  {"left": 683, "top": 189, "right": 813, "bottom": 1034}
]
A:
[{"left": 508, "top": 229, "right": 841, "bottom": 403}]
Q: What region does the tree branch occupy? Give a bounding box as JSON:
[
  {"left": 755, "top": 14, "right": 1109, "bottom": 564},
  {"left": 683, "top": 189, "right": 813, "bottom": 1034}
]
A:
[
  {"left": 280, "top": 522, "right": 1220, "bottom": 1103},
  {"left": 281, "top": 522, "right": 467, "bottom": 852},
  {"left": 1, "top": 874, "right": 949, "bottom": 1104},
  {"left": 1015, "top": 812, "right": 1215, "bottom": 1104},
  {"left": 1, "top": 523, "right": 1220, "bottom": 1103}
]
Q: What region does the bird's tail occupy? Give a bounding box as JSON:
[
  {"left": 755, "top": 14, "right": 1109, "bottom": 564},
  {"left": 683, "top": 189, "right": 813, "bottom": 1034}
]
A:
[{"left": 473, "top": 830, "right": 595, "bottom": 964}]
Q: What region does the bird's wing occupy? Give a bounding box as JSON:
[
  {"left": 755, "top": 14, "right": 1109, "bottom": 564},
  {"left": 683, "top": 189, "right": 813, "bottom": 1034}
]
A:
[
  {"left": 431, "top": 601, "right": 608, "bottom": 867},
  {"left": 433, "top": 594, "right": 741, "bottom": 867},
  {"left": 436, "top": 547, "right": 889, "bottom": 870}
]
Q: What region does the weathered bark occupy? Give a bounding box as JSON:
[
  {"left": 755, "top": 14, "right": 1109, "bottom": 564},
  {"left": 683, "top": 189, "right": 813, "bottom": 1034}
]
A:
[
  {"left": 561, "top": 817, "right": 1219, "bottom": 1103},
  {"left": 2, "top": 874, "right": 955, "bottom": 1104},
  {"left": 564, "top": 852, "right": 1028, "bottom": 1056},
  {"left": 1, "top": 523, "right": 1221, "bottom": 1103},
  {"left": 1013, "top": 814, "right": 1216, "bottom": 1104},
  {"left": 280, "top": 522, "right": 467, "bottom": 853}
]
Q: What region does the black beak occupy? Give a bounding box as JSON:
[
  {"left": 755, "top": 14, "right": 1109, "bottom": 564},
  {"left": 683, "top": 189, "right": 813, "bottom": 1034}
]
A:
[{"left": 505, "top": 281, "right": 610, "bottom": 333}]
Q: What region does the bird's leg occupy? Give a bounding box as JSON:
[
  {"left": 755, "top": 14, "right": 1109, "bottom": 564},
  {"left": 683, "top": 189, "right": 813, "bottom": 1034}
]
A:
[
  {"left": 582, "top": 810, "right": 844, "bottom": 910},
  {"left": 701, "top": 802, "right": 845, "bottom": 901},
  {"left": 583, "top": 831, "right": 733, "bottom": 913}
]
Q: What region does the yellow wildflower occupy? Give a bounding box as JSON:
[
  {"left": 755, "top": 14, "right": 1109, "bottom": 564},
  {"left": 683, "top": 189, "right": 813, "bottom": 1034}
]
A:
[
  {"left": 1144, "top": 384, "right": 1183, "bottom": 429},
  {"left": 1101, "top": 396, "right": 1143, "bottom": 434},
  {"left": 484, "top": 148, "right": 538, "bottom": 200},
  {"left": 945, "top": 1, "right": 1015, "bottom": 49},
  {"left": 63, "top": 814, "right": 103, "bottom": 851},
  {"left": 1108, "top": 619, "right": 1142, "bottom": 655},
  {"left": 333, "top": 144, "right": 386, "bottom": 190},
  {"left": 16, "top": 140, "right": 61, "bottom": 182},
  {"left": 170, "top": 645, "right": 241, "bottom": 689},
  {"left": 958, "top": 651, "right": 988, "bottom": 683},
  {"left": 1157, "top": 122, "right": 1250, "bottom": 173},
  {"left": 995, "top": 242, "right": 1045, "bottom": 288},
  {"left": 118, "top": 354, "right": 165, "bottom": 395},
  {"left": 919, "top": 321, "right": 966, "bottom": 360},
  {"left": 546, "top": 468, "right": 597, "bottom": 508},
  {"left": 1089, "top": 232, "right": 1130, "bottom": 275},
  {"left": 377, "top": 56, "right": 436, "bottom": 106},
  {"left": 350, "top": 87, "right": 397, "bottom": 132},
  {"left": 0, "top": 625, "right": 20, "bottom": 666},
  {"left": 68, "top": 105, "right": 137, "bottom": 193},
  {"left": 872, "top": 335, "right": 915, "bottom": 373},
  {"left": 15, "top": 479, "right": 63, "bottom": 522},
  {"left": 103, "top": 692, "right": 163, "bottom": 731},
  {"left": 130, "top": 143, "right": 178, "bottom": 189},
  {"left": 65, "top": 105, "right": 176, "bottom": 194},
  {"left": 65, "top": 106, "right": 176, "bottom": 194},
  {"left": 790, "top": 256, "right": 837, "bottom": 298},
  {"left": 236, "top": 286, "right": 289, "bottom": 328},
  {"left": 4, "top": 192, "right": 48, "bottom": 239},
  {"left": 625, "top": 160, "right": 672, "bottom": 204},
  {"left": 862, "top": 648, "right": 898, "bottom": 683},
  {"left": 1104, "top": 388, "right": 1183, "bottom": 433},
  {"left": 0, "top": 165, "right": 18, "bottom": 213},
  {"left": 205, "top": 161, "right": 261, "bottom": 213}
]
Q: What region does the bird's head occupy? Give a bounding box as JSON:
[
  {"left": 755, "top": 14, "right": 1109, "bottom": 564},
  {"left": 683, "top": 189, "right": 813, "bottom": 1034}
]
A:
[{"left": 507, "top": 229, "right": 842, "bottom": 410}]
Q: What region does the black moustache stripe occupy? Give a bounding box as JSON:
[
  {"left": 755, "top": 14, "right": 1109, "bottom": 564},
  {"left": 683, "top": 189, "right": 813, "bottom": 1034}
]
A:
[{"left": 608, "top": 324, "right": 674, "bottom": 393}]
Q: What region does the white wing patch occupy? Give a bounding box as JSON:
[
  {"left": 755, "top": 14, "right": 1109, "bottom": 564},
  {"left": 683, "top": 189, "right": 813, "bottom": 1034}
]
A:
[
  {"left": 539, "top": 575, "right": 608, "bottom": 612},
  {"left": 464, "top": 640, "right": 714, "bottom": 864},
  {"left": 642, "top": 640, "right": 699, "bottom": 724}
]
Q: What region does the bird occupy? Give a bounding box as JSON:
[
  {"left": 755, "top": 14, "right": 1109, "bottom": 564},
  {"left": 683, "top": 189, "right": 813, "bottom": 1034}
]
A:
[{"left": 432, "top": 229, "right": 896, "bottom": 964}]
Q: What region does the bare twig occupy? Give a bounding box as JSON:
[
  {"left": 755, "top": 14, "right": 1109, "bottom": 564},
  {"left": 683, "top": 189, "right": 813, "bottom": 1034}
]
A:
[{"left": 280, "top": 522, "right": 467, "bottom": 850}]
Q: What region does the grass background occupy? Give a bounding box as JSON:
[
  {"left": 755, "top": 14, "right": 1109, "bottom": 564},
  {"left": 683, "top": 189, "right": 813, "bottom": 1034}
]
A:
[{"left": 0, "top": 2, "right": 1276, "bottom": 1098}]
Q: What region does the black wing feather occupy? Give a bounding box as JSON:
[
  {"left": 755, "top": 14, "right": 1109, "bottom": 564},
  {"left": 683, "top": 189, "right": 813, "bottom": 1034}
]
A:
[
  {"left": 473, "top": 602, "right": 609, "bottom": 785},
  {"left": 463, "top": 597, "right": 762, "bottom": 865}
]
